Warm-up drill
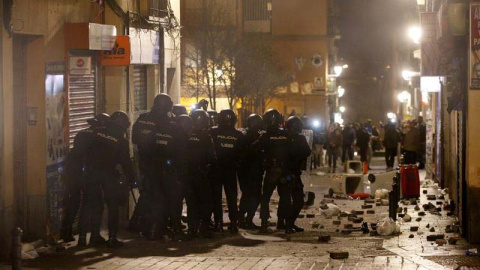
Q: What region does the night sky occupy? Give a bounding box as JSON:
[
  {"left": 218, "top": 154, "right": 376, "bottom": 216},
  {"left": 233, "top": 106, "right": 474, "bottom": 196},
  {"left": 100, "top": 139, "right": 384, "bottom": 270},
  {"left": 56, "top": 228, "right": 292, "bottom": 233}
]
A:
[{"left": 337, "top": 0, "right": 418, "bottom": 124}]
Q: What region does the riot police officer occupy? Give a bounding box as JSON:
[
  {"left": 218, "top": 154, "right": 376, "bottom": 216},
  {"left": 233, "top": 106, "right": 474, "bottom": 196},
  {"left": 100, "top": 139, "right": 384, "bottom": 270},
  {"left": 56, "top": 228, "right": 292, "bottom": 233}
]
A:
[
  {"left": 83, "top": 111, "right": 134, "bottom": 248},
  {"left": 147, "top": 94, "right": 184, "bottom": 239},
  {"left": 238, "top": 114, "right": 264, "bottom": 229},
  {"left": 185, "top": 110, "right": 216, "bottom": 238},
  {"left": 210, "top": 109, "right": 245, "bottom": 233},
  {"left": 172, "top": 104, "right": 188, "bottom": 118},
  {"left": 207, "top": 110, "right": 218, "bottom": 128},
  {"left": 283, "top": 116, "right": 311, "bottom": 232},
  {"left": 130, "top": 94, "right": 172, "bottom": 234},
  {"left": 63, "top": 113, "right": 109, "bottom": 243},
  {"left": 254, "top": 109, "right": 294, "bottom": 234}
]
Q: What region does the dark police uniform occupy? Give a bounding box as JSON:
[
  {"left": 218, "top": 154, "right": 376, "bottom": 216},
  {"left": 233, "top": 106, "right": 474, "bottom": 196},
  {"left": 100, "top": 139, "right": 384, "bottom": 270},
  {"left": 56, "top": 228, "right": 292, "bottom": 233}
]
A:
[
  {"left": 130, "top": 112, "right": 158, "bottom": 232},
  {"left": 185, "top": 130, "right": 216, "bottom": 235},
  {"left": 210, "top": 126, "right": 245, "bottom": 228},
  {"left": 254, "top": 128, "right": 293, "bottom": 231},
  {"left": 64, "top": 124, "right": 97, "bottom": 242},
  {"left": 84, "top": 124, "right": 134, "bottom": 243},
  {"left": 238, "top": 128, "right": 264, "bottom": 226},
  {"left": 285, "top": 132, "right": 311, "bottom": 228},
  {"left": 150, "top": 118, "right": 183, "bottom": 236}
]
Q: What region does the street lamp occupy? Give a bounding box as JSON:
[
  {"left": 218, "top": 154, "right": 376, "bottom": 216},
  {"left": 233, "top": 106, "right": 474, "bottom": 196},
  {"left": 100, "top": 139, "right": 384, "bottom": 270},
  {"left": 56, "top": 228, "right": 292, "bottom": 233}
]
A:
[
  {"left": 334, "top": 65, "right": 343, "bottom": 77},
  {"left": 408, "top": 26, "right": 422, "bottom": 44},
  {"left": 402, "top": 69, "right": 420, "bottom": 81},
  {"left": 397, "top": 91, "right": 410, "bottom": 103},
  {"left": 337, "top": 86, "right": 345, "bottom": 97},
  {"left": 339, "top": 106, "right": 346, "bottom": 113},
  {"left": 387, "top": 112, "right": 396, "bottom": 119}
]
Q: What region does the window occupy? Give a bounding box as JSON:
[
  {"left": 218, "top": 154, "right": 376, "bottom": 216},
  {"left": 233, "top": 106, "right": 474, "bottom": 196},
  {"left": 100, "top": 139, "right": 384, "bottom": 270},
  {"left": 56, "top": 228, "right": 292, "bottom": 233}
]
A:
[
  {"left": 149, "top": 0, "right": 168, "bottom": 18},
  {"left": 243, "top": 0, "right": 270, "bottom": 21}
]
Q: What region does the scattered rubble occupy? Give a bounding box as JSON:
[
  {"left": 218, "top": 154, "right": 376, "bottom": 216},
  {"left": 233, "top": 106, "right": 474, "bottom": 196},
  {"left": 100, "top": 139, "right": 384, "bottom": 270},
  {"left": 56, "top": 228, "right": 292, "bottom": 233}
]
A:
[{"left": 330, "top": 251, "right": 349, "bottom": 260}]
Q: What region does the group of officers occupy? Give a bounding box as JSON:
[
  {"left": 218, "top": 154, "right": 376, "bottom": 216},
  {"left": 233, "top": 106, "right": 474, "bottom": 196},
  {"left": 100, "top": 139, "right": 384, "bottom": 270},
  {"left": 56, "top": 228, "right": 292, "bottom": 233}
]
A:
[{"left": 61, "top": 93, "right": 311, "bottom": 248}]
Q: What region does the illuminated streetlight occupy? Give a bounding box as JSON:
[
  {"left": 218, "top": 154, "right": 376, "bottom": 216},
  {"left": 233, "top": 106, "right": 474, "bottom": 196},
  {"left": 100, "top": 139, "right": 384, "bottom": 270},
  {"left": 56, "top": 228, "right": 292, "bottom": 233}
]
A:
[
  {"left": 339, "top": 106, "right": 346, "bottom": 113},
  {"left": 312, "top": 120, "right": 320, "bottom": 128},
  {"left": 408, "top": 26, "right": 422, "bottom": 44},
  {"left": 342, "top": 64, "right": 349, "bottom": 69},
  {"left": 334, "top": 65, "right": 343, "bottom": 76},
  {"left": 387, "top": 112, "right": 395, "bottom": 119},
  {"left": 402, "top": 69, "right": 420, "bottom": 81},
  {"left": 337, "top": 86, "right": 345, "bottom": 97},
  {"left": 397, "top": 91, "right": 410, "bottom": 103}
]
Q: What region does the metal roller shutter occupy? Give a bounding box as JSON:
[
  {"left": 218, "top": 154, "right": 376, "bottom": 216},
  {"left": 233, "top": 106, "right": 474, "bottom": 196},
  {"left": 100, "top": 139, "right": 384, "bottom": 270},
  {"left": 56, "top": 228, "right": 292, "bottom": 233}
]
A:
[
  {"left": 68, "top": 61, "right": 96, "bottom": 146},
  {"left": 133, "top": 65, "right": 148, "bottom": 112}
]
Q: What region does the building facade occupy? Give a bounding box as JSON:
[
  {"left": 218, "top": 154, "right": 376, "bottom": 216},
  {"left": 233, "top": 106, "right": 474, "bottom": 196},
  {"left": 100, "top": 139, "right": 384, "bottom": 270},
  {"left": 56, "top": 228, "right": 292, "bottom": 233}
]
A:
[
  {"left": 0, "top": 0, "right": 180, "bottom": 258},
  {"left": 180, "top": 0, "right": 335, "bottom": 127}
]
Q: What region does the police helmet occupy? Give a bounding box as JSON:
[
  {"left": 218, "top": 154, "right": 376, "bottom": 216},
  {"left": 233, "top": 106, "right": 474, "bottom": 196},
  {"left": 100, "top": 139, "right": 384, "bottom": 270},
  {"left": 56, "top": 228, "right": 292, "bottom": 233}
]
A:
[
  {"left": 191, "top": 109, "right": 210, "bottom": 131},
  {"left": 207, "top": 110, "right": 218, "bottom": 127},
  {"left": 247, "top": 114, "right": 263, "bottom": 131},
  {"left": 152, "top": 93, "right": 173, "bottom": 113},
  {"left": 176, "top": 114, "right": 193, "bottom": 134},
  {"left": 172, "top": 104, "right": 187, "bottom": 117},
  {"left": 263, "top": 109, "right": 283, "bottom": 129},
  {"left": 218, "top": 109, "right": 237, "bottom": 129},
  {"left": 110, "top": 111, "right": 131, "bottom": 131},
  {"left": 87, "top": 113, "right": 110, "bottom": 127},
  {"left": 286, "top": 116, "right": 303, "bottom": 134}
]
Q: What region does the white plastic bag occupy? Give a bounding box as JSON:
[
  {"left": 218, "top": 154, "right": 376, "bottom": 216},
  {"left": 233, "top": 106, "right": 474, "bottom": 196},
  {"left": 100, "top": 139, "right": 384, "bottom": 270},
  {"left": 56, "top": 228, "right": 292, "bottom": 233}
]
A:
[
  {"left": 377, "top": 217, "right": 400, "bottom": 236},
  {"left": 319, "top": 203, "right": 340, "bottom": 217},
  {"left": 375, "top": 189, "right": 389, "bottom": 200},
  {"left": 21, "top": 243, "right": 39, "bottom": 259}
]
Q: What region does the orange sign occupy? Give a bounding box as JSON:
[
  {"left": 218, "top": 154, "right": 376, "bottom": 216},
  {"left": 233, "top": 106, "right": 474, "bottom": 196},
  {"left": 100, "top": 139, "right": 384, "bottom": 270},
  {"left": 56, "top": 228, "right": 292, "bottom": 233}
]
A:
[{"left": 101, "top": 36, "right": 130, "bottom": 66}]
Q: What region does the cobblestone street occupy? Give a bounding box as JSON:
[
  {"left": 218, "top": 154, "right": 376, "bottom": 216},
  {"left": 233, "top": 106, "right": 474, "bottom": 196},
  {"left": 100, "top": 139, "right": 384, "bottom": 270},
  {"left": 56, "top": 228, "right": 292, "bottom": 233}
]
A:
[{"left": 10, "top": 157, "right": 480, "bottom": 270}]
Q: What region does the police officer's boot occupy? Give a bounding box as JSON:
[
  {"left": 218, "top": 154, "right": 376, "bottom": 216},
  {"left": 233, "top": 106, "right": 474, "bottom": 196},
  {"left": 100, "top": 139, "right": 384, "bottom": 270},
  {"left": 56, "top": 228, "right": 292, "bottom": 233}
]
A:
[
  {"left": 260, "top": 220, "right": 269, "bottom": 233},
  {"left": 229, "top": 220, "right": 239, "bottom": 233},
  {"left": 187, "top": 222, "right": 198, "bottom": 241},
  {"left": 245, "top": 217, "right": 260, "bottom": 230},
  {"left": 147, "top": 222, "right": 159, "bottom": 241},
  {"left": 276, "top": 217, "right": 285, "bottom": 230},
  {"left": 214, "top": 220, "right": 224, "bottom": 232},
  {"left": 285, "top": 219, "right": 295, "bottom": 234},
  {"left": 292, "top": 224, "right": 304, "bottom": 232},
  {"left": 89, "top": 232, "right": 107, "bottom": 246},
  {"left": 77, "top": 233, "right": 87, "bottom": 247},
  {"left": 199, "top": 220, "right": 213, "bottom": 239},
  {"left": 237, "top": 216, "right": 246, "bottom": 229},
  {"left": 61, "top": 227, "right": 75, "bottom": 243},
  {"left": 107, "top": 232, "right": 124, "bottom": 248}
]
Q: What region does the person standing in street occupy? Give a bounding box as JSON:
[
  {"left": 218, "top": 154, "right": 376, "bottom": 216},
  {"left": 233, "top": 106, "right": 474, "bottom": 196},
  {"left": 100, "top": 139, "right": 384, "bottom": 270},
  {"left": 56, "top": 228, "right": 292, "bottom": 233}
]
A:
[
  {"left": 130, "top": 94, "right": 170, "bottom": 234},
  {"left": 185, "top": 110, "right": 216, "bottom": 238},
  {"left": 62, "top": 113, "right": 109, "bottom": 243},
  {"left": 82, "top": 111, "right": 135, "bottom": 248},
  {"left": 238, "top": 114, "right": 264, "bottom": 230},
  {"left": 354, "top": 123, "right": 371, "bottom": 166},
  {"left": 402, "top": 120, "right": 420, "bottom": 165},
  {"left": 383, "top": 120, "right": 400, "bottom": 171},
  {"left": 341, "top": 122, "right": 356, "bottom": 163},
  {"left": 284, "top": 116, "right": 311, "bottom": 232},
  {"left": 255, "top": 109, "right": 294, "bottom": 234},
  {"left": 150, "top": 94, "right": 184, "bottom": 239},
  {"left": 327, "top": 128, "right": 343, "bottom": 173},
  {"left": 210, "top": 109, "right": 245, "bottom": 233}
]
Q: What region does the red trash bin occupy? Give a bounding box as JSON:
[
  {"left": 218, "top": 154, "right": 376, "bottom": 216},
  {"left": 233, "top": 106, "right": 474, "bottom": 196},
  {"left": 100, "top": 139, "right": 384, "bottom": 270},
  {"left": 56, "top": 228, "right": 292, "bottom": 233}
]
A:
[{"left": 400, "top": 165, "right": 420, "bottom": 198}]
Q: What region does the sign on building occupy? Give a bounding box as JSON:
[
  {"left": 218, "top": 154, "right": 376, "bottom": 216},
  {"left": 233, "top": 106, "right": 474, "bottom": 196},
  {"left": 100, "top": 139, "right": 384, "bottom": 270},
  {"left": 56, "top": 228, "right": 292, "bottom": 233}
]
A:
[{"left": 101, "top": 36, "right": 131, "bottom": 66}]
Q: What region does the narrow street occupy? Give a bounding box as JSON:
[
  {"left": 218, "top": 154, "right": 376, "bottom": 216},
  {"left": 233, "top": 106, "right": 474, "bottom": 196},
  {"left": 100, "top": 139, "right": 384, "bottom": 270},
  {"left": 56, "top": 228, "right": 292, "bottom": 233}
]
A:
[{"left": 15, "top": 156, "right": 480, "bottom": 270}]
